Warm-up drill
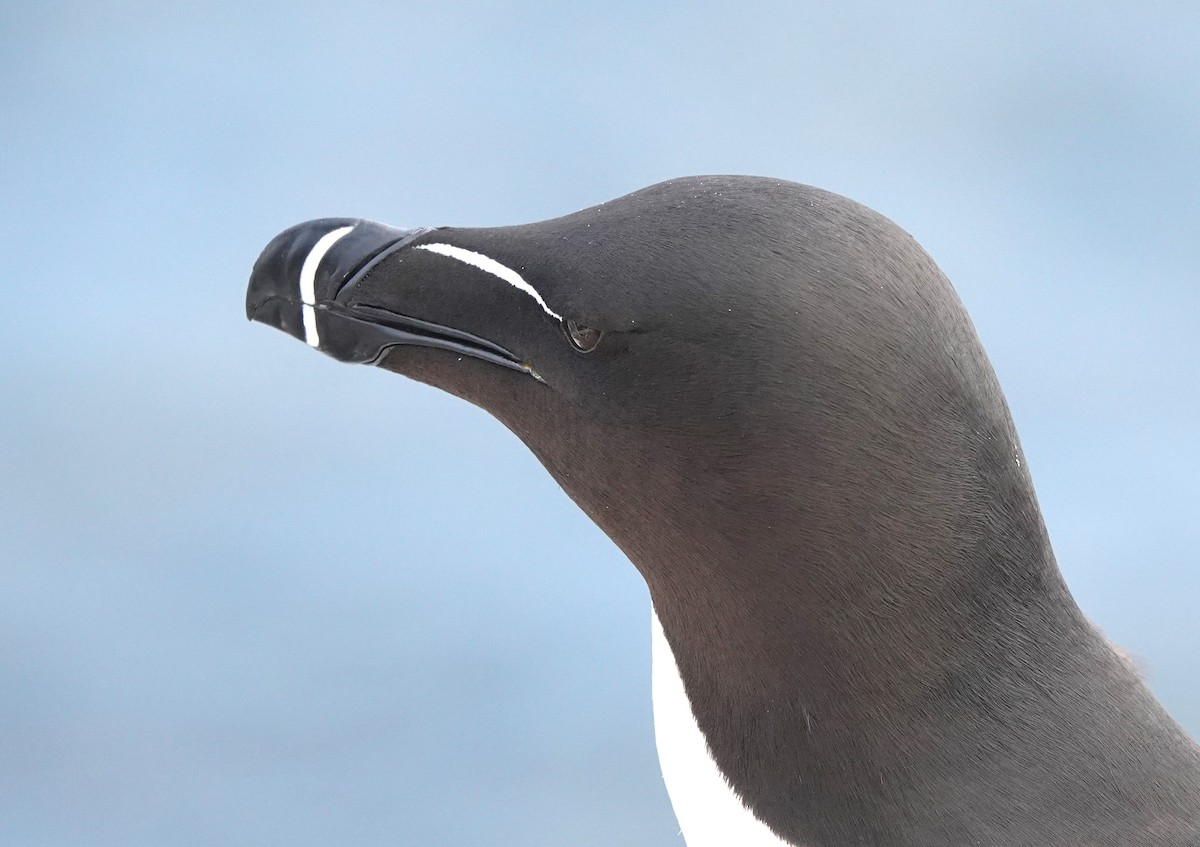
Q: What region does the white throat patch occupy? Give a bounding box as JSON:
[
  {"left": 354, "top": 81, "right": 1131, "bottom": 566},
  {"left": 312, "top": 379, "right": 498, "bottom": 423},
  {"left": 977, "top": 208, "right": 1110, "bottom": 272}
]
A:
[{"left": 651, "top": 608, "right": 794, "bottom": 846}]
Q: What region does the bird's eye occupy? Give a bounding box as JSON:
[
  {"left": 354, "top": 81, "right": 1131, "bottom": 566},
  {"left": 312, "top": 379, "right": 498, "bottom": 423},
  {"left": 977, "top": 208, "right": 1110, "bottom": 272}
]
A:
[{"left": 564, "top": 319, "right": 603, "bottom": 353}]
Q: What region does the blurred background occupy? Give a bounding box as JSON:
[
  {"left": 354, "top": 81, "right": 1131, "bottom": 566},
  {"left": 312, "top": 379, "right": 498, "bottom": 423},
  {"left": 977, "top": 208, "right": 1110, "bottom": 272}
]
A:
[{"left": 1, "top": 2, "right": 1197, "bottom": 844}]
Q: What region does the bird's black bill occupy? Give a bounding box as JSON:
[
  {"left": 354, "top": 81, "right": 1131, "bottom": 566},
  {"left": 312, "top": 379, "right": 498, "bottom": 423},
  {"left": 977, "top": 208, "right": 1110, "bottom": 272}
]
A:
[{"left": 245, "top": 218, "right": 537, "bottom": 377}]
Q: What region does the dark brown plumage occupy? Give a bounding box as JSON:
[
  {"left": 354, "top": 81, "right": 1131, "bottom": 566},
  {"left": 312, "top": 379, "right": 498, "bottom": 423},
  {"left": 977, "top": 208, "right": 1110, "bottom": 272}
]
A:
[{"left": 249, "top": 176, "right": 1200, "bottom": 845}]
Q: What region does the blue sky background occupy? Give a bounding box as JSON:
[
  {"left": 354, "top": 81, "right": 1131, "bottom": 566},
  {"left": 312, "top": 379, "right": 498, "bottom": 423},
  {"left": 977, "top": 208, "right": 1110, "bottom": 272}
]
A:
[{"left": 1, "top": 2, "right": 1197, "bottom": 845}]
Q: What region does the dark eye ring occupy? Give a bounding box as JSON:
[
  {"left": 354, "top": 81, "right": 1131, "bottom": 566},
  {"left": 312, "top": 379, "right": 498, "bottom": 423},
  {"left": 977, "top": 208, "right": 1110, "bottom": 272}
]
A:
[{"left": 564, "top": 319, "right": 603, "bottom": 353}]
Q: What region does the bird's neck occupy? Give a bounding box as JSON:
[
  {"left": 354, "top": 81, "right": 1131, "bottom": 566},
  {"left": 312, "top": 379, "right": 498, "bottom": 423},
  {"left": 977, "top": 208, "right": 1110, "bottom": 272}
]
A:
[{"left": 647, "top": 555, "right": 1200, "bottom": 847}]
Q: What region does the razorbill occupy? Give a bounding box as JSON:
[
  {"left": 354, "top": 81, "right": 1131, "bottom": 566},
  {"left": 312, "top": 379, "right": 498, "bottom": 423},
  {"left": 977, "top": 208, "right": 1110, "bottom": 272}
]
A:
[{"left": 246, "top": 176, "right": 1200, "bottom": 846}]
